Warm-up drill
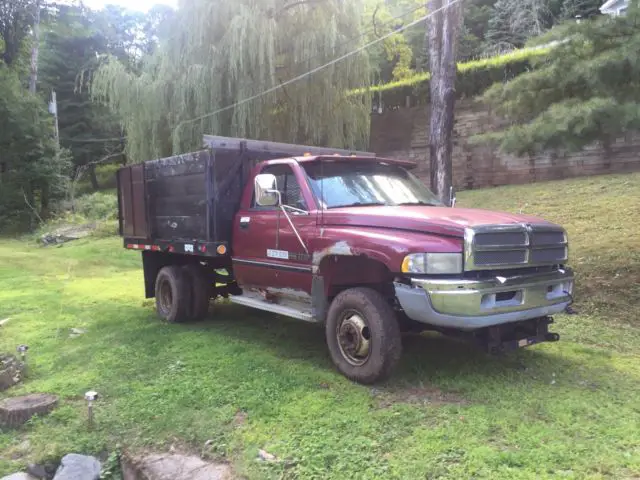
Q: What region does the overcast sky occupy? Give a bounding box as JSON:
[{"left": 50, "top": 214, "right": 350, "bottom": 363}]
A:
[{"left": 82, "top": 0, "right": 177, "bottom": 12}]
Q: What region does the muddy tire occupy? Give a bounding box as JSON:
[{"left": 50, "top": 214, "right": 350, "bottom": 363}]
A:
[
  {"left": 182, "top": 264, "right": 211, "bottom": 320},
  {"left": 325, "top": 287, "right": 402, "bottom": 384},
  {"left": 155, "top": 266, "right": 191, "bottom": 323}
]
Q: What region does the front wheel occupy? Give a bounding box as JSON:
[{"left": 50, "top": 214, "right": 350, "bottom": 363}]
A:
[{"left": 325, "top": 287, "right": 402, "bottom": 384}]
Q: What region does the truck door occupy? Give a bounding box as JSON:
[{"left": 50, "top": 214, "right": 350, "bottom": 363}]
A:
[{"left": 232, "top": 163, "right": 316, "bottom": 298}]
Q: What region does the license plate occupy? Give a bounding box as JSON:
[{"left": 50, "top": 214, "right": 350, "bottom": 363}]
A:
[{"left": 518, "top": 339, "right": 529, "bottom": 348}]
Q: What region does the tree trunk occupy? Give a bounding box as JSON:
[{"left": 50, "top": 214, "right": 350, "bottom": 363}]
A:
[
  {"left": 29, "top": 0, "right": 41, "bottom": 94},
  {"left": 88, "top": 164, "right": 100, "bottom": 190},
  {"left": 427, "top": 0, "right": 462, "bottom": 205},
  {"left": 40, "top": 184, "right": 50, "bottom": 219}
]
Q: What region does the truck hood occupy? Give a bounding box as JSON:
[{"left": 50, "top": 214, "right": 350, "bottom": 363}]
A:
[{"left": 322, "top": 206, "right": 555, "bottom": 237}]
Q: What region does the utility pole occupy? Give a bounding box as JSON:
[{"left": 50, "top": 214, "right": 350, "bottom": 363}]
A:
[
  {"left": 427, "top": 0, "right": 462, "bottom": 206},
  {"left": 29, "top": 0, "right": 41, "bottom": 94},
  {"left": 50, "top": 90, "right": 60, "bottom": 148}
]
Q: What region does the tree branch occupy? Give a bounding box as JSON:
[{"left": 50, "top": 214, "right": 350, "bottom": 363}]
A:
[
  {"left": 275, "top": 0, "right": 327, "bottom": 16},
  {"left": 22, "top": 189, "right": 44, "bottom": 225}
]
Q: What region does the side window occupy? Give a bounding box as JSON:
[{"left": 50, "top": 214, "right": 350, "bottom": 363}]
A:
[{"left": 252, "top": 165, "right": 307, "bottom": 210}]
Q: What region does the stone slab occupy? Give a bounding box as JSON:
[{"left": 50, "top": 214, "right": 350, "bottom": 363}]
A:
[
  {"left": 52, "top": 454, "right": 101, "bottom": 480},
  {"left": 0, "top": 473, "right": 38, "bottom": 480},
  {"left": 122, "top": 453, "right": 231, "bottom": 480}
]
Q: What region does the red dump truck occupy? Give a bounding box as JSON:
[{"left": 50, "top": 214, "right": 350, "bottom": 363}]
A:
[{"left": 117, "top": 135, "right": 574, "bottom": 383}]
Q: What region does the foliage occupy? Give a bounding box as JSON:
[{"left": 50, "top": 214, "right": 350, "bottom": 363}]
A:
[
  {"left": 91, "top": 0, "right": 372, "bottom": 163},
  {"left": 560, "top": 0, "right": 603, "bottom": 19},
  {"left": 71, "top": 190, "right": 118, "bottom": 221},
  {"left": 351, "top": 44, "right": 552, "bottom": 103},
  {"left": 0, "top": 65, "right": 70, "bottom": 230},
  {"left": 479, "top": 5, "right": 640, "bottom": 155},
  {"left": 1, "top": 173, "right": 640, "bottom": 478},
  {"left": 39, "top": 3, "right": 124, "bottom": 187},
  {"left": 485, "top": 0, "right": 554, "bottom": 53},
  {"left": 363, "top": 0, "right": 426, "bottom": 82},
  {"left": 0, "top": 0, "right": 35, "bottom": 66}
]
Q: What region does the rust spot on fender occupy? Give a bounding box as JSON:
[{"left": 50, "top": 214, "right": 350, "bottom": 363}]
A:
[{"left": 312, "top": 241, "right": 354, "bottom": 266}]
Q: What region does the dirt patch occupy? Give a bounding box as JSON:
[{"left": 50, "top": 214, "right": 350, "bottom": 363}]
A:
[
  {"left": 233, "top": 410, "right": 247, "bottom": 426},
  {"left": 373, "top": 385, "right": 468, "bottom": 408}
]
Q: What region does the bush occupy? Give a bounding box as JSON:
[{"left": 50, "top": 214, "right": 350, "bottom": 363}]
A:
[{"left": 72, "top": 191, "right": 118, "bottom": 222}]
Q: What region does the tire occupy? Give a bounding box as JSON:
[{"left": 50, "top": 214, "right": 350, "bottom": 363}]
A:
[
  {"left": 155, "top": 265, "right": 192, "bottom": 323},
  {"left": 182, "top": 264, "right": 211, "bottom": 321},
  {"left": 325, "top": 287, "right": 402, "bottom": 384}
]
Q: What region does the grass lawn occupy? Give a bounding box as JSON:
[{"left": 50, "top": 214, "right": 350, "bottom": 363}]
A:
[{"left": 1, "top": 173, "right": 639, "bottom": 479}]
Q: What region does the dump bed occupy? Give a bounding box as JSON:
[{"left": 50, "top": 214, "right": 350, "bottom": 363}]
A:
[{"left": 117, "top": 135, "right": 373, "bottom": 256}]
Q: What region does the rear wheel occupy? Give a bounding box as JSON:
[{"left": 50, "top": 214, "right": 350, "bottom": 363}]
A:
[
  {"left": 155, "top": 266, "right": 191, "bottom": 323},
  {"left": 325, "top": 287, "right": 402, "bottom": 384},
  {"left": 182, "top": 264, "right": 211, "bottom": 320}
]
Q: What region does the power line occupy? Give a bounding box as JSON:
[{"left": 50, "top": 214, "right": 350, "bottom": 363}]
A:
[
  {"left": 174, "top": 0, "right": 461, "bottom": 134},
  {"left": 64, "top": 1, "right": 459, "bottom": 145}
]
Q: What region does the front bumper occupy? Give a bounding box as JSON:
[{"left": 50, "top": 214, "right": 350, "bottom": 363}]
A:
[{"left": 394, "top": 267, "right": 574, "bottom": 331}]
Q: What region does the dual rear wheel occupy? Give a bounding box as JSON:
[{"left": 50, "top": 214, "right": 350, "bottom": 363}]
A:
[{"left": 155, "top": 264, "right": 211, "bottom": 323}]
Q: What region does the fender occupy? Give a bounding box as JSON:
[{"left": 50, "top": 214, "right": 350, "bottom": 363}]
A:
[{"left": 310, "top": 226, "right": 464, "bottom": 274}]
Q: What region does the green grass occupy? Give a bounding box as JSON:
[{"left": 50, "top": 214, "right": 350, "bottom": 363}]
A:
[{"left": 1, "top": 173, "right": 639, "bottom": 479}]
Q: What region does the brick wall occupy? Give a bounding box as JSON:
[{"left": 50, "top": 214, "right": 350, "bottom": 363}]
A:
[{"left": 370, "top": 100, "right": 640, "bottom": 190}]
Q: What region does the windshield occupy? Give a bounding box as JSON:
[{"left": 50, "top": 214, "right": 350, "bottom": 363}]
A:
[{"left": 303, "top": 161, "right": 443, "bottom": 209}]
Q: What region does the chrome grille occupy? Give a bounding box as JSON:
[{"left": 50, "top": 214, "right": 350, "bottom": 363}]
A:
[{"left": 464, "top": 224, "right": 568, "bottom": 271}]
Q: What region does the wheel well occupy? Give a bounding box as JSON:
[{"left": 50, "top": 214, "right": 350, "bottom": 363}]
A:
[{"left": 318, "top": 255, "right": 395, "bottom": 301}]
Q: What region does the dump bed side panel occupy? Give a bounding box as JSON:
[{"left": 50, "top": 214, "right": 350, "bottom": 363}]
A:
[
  {"left": 118, "top": 164, "right": 149, "bottom": 239},
  {"left": 145, "top": 150, "right": 209, "bottom": 242}
]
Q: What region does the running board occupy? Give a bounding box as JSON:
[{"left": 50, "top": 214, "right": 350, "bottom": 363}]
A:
[{"left": 229, "top": 295, "right": 317, "bottom": 323}]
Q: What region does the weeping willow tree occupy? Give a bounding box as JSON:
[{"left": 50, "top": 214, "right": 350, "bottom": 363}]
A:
[{"left": 91, "top": 0, "right": 372, "bottom": 163}]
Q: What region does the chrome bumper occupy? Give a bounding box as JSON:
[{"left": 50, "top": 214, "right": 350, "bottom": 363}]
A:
[{"left": 394, "top": 268, "right": 574, "bottom": 331}]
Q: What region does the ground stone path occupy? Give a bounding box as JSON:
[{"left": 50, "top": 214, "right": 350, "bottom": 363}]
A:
[{"left": 122, "top": 452, "right": 232, "bottom": 480}]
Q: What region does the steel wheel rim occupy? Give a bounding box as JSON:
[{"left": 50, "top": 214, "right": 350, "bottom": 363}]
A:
[
  {"left": 336, "top": 309, "right": 371, "bottom": 366},
  {"left": 159, "top": 278, "right": 173, "bottom": 314}
]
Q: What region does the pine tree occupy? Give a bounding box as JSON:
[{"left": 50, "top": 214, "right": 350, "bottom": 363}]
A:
[
  {"left": 39, "top": 4, "right": 123, "bottom": 189},
  {"left": 0, "top": 66, "right": 70, "bottom": 229},
  {"left": 480, "top": 3, "right": 640, "bottom": 155}
]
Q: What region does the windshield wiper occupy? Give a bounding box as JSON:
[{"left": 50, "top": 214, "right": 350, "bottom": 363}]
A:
[
  {"left": 330, "top": 201, "right": 386, "bottom": 208},
  {"left": 396, "top": 201, "right": 440, "bottom": 207}
]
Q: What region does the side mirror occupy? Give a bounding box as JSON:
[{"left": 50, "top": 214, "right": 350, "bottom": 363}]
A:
[{"left": 254, "top": 173, "right": 280, "bottom": 207}]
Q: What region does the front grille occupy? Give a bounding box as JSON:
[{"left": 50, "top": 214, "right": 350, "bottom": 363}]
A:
[{"left": 465, "top": 224, "right": 568, "bottom": 271}]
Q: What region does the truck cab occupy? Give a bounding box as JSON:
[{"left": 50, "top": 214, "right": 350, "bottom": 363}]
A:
[{"left": 118, "top": 136, "right": 574, "bottom": 384}]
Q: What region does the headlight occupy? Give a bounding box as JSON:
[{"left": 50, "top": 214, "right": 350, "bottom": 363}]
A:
[{"left": 401, "top": 253, "right": 463, "bottom": 275}]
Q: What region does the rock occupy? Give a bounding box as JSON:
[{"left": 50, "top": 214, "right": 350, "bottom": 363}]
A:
[
  {"left": 121, "top": 452, "right": 231, "bottom": 480},
  {"left": 53, "top": 454, "right": 101, "bottom": 480},
  {"left": 0, "top": 473, "right": 38, "bottom": 480},
  {"left": 0, "top": 393, "right": 58, "bottom": 428},
  {"left": 41, "top": 225, "right": 95, "bottom": 247},
  {"left": 69, "top": 328, "right": 87, "bottom": 338},
  {"left": 257, "top": 449, "right": 277, "bottom": 462},
  {"left": 0, "top": 354, "right": 25, "bottom": 391},
  {"left": 26, "top": 464, "right": 47, "bottom": 479}
]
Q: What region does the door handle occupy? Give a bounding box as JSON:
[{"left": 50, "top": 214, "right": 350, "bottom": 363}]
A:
[{"left": 240, "top": 217, "right": 250, "bottom": 230}]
